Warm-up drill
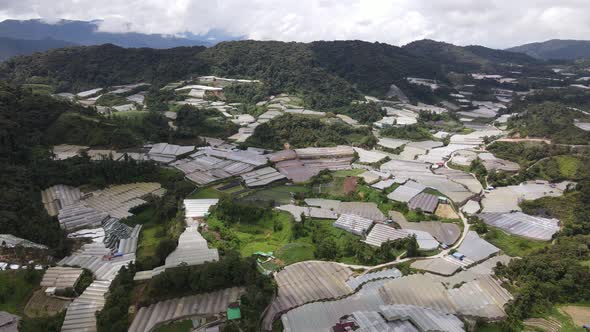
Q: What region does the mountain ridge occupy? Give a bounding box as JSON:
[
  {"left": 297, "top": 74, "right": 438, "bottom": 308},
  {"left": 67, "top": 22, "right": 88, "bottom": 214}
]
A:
[{"left": 507, "top": 39, "right": 590, "bottom": 60}]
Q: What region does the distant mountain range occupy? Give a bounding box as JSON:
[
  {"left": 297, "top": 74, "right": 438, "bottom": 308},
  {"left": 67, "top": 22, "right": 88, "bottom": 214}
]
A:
[
  {"left": 0, "top": 19, "right": 242, "bottom": 61},
  {"left": 507, "top": 39, "right": 590, "bottom": 60},
  {"left": 0, "top": 37, "right": 75, "bottom": 61}
]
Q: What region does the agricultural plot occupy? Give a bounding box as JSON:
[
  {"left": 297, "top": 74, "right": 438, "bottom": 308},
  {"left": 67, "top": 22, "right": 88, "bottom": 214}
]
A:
[
  {"left": 393, "top": 211, "right": 461, "bottom": 245},
  {"left": 239, "top": 184, "right": 307, "bottom": 205},
  {"left": 456, "top": 231, "right": 500, "bottom": 263},
  {"left": 262, "top": 261, "right": 354, "bottom": 330},
  {"left": 478, "top": 212, "right": 559, "bottom": 241},
  {"left": 61, "top": 280, "right": 111, "bottom": 332},
  {"left": 24, "top": 289, "right": 70, "bottom": 317},
  {"left": 381, "top": 160, "right": 480, "bottom": 204},
  {"left": 128, "top": 287, "right": 245, "bottom": 332},
  {"left": 481, "top": 181, "right": 570, "bottom": 213}
]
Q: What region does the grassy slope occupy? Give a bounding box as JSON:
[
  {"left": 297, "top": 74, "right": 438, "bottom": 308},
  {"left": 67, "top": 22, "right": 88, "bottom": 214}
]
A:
[
  {"left": 0, "top": 271, "right": 38, "bottom": 314},
  {"left": 483, "top": 227, "right": 548, "bottom": 257}
]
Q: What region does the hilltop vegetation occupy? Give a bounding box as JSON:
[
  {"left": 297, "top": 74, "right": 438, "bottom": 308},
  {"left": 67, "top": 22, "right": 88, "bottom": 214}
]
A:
[
  {"left": 508, "top": 39, "right": 590, "bottom": 60},
  {"left": 0, "top": 44, "right": 209, "bottom": 92},
  {"left": 310, "top": 40, "right": 442, "bottom": 97},
  {"left": 507, "top": 102, "right": 590, "bottom": 144},
  {"left": 0, "top": 39, "right": 546, "bottom": 109},
  {"left": 403, "top": 39, "right": 538, "bottom": 73},
  {"left": 245, "top": 114, "right": 376, "bottom": 150}
]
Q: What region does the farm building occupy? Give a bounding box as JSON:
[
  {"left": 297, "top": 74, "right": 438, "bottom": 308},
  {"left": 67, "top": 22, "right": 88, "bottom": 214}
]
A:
[
  {"left": 408, "top": 193, "right": 440, "bottom": 214},
  {"left": 134, "top": 227, "right": 219, "bottom": 281},
  {"left": 387, "top": 181, "right": 426, "bottom": 203},
  {"left": 40, "top": 267, "right": 84, "bottom": 292},
  {"left": 228, "top": 127, "right": 255, "bottom": 142},
  {"left": 276, "top": 205, "right": 338, "bottom": 221},
  {"left": 410, "top": 257, "right": 462, "bottom": 276},
  {"left": 76, "top": 88, "right": 103, "bottom": 98},
  {"left": 61, "top": 280, "right": 110, "bottom": 332},
  {"left": 41, "top": 185, "right": 82, "bottom": 216},
  {"left": 52, "top": 144, "right": 89, "bottom": 160},
  {"left": 173, "top": 147, "right": 268, "bottom": 185},
  {"left": 128, "top": 287, "right": 245, "bottom": 332},
  {"left": 455, "top": 231, "right": 500, "bottom": 263},
  {"left": 58, "top": 204, "right": 110, "bottom": 232},
  {"left": 478, "top": 212, "right": 559, "bottom": 241},
  {"left": 359, "top": 170, "right": 389, "bottom": 184},
  {"left": 333, "top": 214, "right": 374, "bottom": 236},
  {"left": 0, "top": 312, "right": 19, "bottom": 332},
  {"left": 478, "top": 153, "right": 520, "bottom": 172},
  {"left": 148, "top": 143, "right": 195, "bottom": 164},
  {"left": 380, "top": 305, "right": 465, "bottom": 332},
  {"left": 240, "top": 167, "right": 286, "bottom": 187},
  {"left": 302, "top": 199, "right": 340, "bottom": 212},
  {"left": 461, "top": 200, "right": 481, "bottom": 215},
  {"left": 85, "top": 149, "right": 124, "bottom": 161},
  {"left": 481, "top": 181, "right": 570, "bottom": 213},
  {"left": 381, "top": 159, "right": 481, "bottom": 204},
  {"left": 406, "top": 230, "right": 439, "bottom": 251},
  {"left": 54, "top": 183, "right": 163, "bottom": 232},
  {"left": 392, "top": 212, "right": 461, "bottom": 246},
  {"left": 184, "top": 199, "right": 219, "bottom": 223},
  {"left": 363, "top": 224, "right": 410, "bottom": 248},
  {"left": 273, "top": 146, "right": 355, "bottom": 183},
  {"left": 164, "top": 227, "right": 219, "bottom": 268},
  {"left": 337, "top": 202, "right": 386, "bottom": 222},
  {"left": 371, "top": 178, "right": 396, "bottom": 191},
  {"left": 378, "top": 273, "right": 511, "bottom": 320},
  {"left": 377, "top": 138, "right": 409, "bottom": 150},
  {"left": 262, "top": 261, "right": 354, "bottom": 330},
  {"left": 58, "top": 243, "right": 136, "bottom": 281},
  {"left": 345, "top": 267, "right": 402, "bottom": 290},
  {"left": 353, "top": 147, "right": 389, "bottom": 164},
  {"left": 0, "top": 234, "right": 48, "bottom": 249},
  {"left": 303, "top": 199, "right": 385, "bottom": 221}
]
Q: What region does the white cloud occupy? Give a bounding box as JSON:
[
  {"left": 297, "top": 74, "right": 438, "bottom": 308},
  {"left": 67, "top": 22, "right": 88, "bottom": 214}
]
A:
[{"left": 0, "top": 0, "right": 589, "bottom": 48}]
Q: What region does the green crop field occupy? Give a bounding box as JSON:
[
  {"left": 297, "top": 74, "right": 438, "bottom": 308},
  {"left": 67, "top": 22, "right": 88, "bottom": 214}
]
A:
[{"left": 484, "top": 227, "right": 548, "bottom": 257}]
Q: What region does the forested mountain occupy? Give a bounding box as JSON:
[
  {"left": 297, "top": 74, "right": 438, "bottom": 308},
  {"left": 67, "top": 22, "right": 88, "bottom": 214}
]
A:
[
  {"left": 0, "top": 40, "right": 472, "bottom": 108},
  {"left": 403, "top": 39, "right": 538, "bottom": 72},
  {"left": 508, "top": 39, "right": 590, "bottom": 60},
  {"left": 309, "top": 40, "right": 443, "bottom": 96},
  {"left": 0, "top": 37, "right": 75, "bottom": 62},
  {"left": 0, "top": 44, "right": 209, "bottom": 92},
  {"left": 0, "top": 19, "right": 238, "bottom": 48}
]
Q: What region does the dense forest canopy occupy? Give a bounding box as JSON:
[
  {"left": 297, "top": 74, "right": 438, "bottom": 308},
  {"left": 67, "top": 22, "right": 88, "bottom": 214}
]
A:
[
  {"left": 245, "top": 114, "right": 376, "bottom": 150},
  {"left": 507, "top": 102, "right": 590, "bottom": 144},
  {"left": 0, "top": 39, "right": 548, "bottom": 109}
]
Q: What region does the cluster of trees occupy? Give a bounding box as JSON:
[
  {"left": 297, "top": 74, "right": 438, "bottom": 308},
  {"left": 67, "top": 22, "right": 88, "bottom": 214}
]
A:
[
  {"left": 487, "top": 141, "right": 576, "bottom": 168},
  {"left": 45, "top": 109, "right": 170, "bottom": 148},
  {"left": 310, "top": 40, "right": 443, "bottom": 98},
  {"left": 293, "top": 214, "right": 419, "bottom": 265},
  {"left": 1, "top": 40, "right": 538, "bottom": 110},
  {"left": 0, "top": 44, "right": 209, "bottom": 92},
  {"left": 246, "top": 114, "right": 376, "bottom": 150},
  {"left": 329, "top": 102, "right": 384, "bottom": 124},
  {"left": 495, "top": 235, "right": 590, "bottom": 330},
  {"left": 141, "top": 252, "right": 274, "bottom": 331},
  {"left": 507, "top": 102, "right": 590, "bottom": 144},
  {"left": 210, "top": 196, "right": 272, "bottom": 224},
  {"left": 96, "top": 264, "right": 136, "bottom": 332},
  {"left": 469, "top": 159, "right": 488, "bottom": 186},
  {"left": 403, "top": 39, "right": 538, "bottom": 73},
  {"left": 223, "top": 83, "right": 269, "bottom": 104},
  {"left": 174, "top": 104, "right": 238, "bottom": 139},
  {"left": 380, "top": 124, "right": 432, "bottom": 141}
]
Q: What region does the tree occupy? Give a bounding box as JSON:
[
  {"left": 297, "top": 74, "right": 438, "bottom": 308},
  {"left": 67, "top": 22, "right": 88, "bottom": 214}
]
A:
[
  {"left": 315, "top": 238, "right": 338, "bottom": 260},
  {"left": 405, "top": 235, "right": 420, "bottom": 257}
]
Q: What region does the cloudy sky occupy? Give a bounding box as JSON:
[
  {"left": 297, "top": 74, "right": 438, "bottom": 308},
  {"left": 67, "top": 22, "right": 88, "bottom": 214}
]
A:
[{"left": 0, "top": 0, "right": 589, "bottom": 48}]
